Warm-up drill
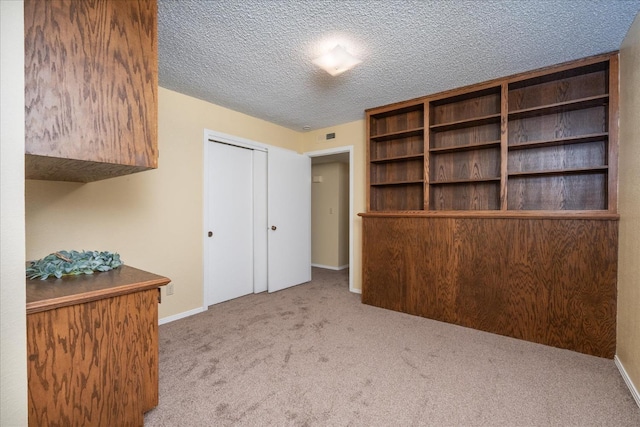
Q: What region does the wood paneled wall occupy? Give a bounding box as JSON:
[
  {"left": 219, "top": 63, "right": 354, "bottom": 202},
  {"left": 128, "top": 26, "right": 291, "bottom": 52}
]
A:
[
  {"left": 361, "top": 215, "right": 618, "bottom": 358},
  {"left": 27, "top": 289, "right": 158, "bottom": 426}
]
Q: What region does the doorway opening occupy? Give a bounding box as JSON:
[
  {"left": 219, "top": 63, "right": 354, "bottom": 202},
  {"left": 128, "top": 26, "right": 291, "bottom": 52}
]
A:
[{"left": 305, "top": 146, "right": 355, "bottom": 293}]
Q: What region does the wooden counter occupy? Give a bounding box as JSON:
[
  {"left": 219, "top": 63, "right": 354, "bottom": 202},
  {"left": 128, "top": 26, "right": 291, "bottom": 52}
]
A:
[{"left": 26, "top": 265, "right": 170, "bottom": 426}]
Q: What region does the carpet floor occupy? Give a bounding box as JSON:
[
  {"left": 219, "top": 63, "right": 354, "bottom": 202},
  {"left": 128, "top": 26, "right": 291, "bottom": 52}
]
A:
[{"left": 144, "top": 267, "right": 640, "bottom": 426}]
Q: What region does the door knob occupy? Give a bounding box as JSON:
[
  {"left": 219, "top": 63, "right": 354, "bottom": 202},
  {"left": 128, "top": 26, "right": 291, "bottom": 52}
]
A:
[
  {"left": 271, "top": 225, "right": 277, "bottom": 231},
  {"left": 208, "top": 231, "right": 213, "bottom": 237}
]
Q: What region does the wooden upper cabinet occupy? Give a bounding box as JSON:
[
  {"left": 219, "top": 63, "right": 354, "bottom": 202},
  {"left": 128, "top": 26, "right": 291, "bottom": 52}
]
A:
[
  {"left": 24, "top": 0, "right": 158, "bottom": 182},
  {"left": 365, "top": 52, "right": 619, "bottom": 214}
]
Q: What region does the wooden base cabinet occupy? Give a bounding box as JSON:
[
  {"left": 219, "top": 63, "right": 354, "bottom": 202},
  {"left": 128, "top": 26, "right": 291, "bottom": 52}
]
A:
[
  {"left": 26, "top": 266, "right": 170, "bottom": 426},
  {"left": 362, "top": 215, "right": 618, "bottom": 358}
]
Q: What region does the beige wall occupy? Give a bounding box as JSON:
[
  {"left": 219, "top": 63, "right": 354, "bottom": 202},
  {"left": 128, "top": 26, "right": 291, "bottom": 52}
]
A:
[
  {"left": 338, "top": 162, "right": 350, "bottom": 267},
  {"left": 0, "top": 1, "right": 28, "bottom": 424},
  {"left": 618, "top": 12, "right": 640, "bottom": 398},
  {"left": 26, "top": 87, "right": 302, "bottom": 320},
  {"left": 302, "top": 121, "right": 366, "bottom": 290},
  {"left": 12, "top": 5, "right": 639, "bottom": 420},
  {"left": 311, "top": 162, "right": 349, "bottom": 268}
]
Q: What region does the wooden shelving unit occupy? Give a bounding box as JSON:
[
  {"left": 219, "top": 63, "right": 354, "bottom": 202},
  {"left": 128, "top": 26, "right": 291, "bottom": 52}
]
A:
[
  {"left": 428, "top": 86, "right": 502, "bottom": 210},
  {"left": 365, "top": 53, "right": 618, "bottom": 214},
  {"left": 427, "top": 108, "right": 502, "bottom": 208},
  {"left": 506, "top": 60, "right": 612, "bottom": 211},
  {"left": 368, "top": 102, "right": 425, "bottom": 211},
  {"left": 361, "top": 53, "right": 620, "bottom": 358}
]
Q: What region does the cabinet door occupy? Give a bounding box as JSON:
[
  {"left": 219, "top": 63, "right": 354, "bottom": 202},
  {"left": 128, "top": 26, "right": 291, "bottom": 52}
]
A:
[
  {"left": 24, "top": 0, "right": 158, "bottom": 182},
  {"left": 361, "top": 217, "right": 408, "bottom": 312},
  {"left": 27, "top": 289, "right": 159, "bottom": 426}
]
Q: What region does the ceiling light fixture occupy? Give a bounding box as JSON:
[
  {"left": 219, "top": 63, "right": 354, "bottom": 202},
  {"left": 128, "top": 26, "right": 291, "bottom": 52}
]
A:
[{"left": 313, "top": 45, "right": 361, "bottom": 76}]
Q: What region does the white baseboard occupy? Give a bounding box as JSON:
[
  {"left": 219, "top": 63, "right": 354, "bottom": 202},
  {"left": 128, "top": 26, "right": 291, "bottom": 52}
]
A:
[
  {"left": 615, "top": 355, "right": 640, "bottom": 409},
  {"left": 159, "top": 306, "right": 207, "bottom": 325},
  {"left": 312, "top": 263, "right": 349, "bottom": 271}
]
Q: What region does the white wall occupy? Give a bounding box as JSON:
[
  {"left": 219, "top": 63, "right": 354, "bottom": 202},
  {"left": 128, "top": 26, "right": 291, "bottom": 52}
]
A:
[{"left": 0, "top": 1, "right": 28, "bottom": 424}]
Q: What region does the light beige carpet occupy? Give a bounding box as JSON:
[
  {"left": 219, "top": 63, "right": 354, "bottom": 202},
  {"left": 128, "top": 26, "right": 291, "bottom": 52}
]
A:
[{"left": 145, "top": 268, "right": 640, "bottom": 426}]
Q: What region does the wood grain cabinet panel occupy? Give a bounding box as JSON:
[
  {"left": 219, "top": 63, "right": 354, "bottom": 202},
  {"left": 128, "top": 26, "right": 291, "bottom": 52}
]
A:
[
  {"left": 361, "top": 215, "right": 617, "bottom": 358},
  {"left": 26, "top": 266, "right": 169, "bottom": 426},
  {"left": 24, "top": 0, "right": 158, "bottom": 182}
]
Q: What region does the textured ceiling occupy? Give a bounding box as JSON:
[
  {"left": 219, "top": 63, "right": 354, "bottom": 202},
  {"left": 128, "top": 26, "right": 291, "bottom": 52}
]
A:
[{"left": 158, "top": 0, "right": 640, "bottom": 132}]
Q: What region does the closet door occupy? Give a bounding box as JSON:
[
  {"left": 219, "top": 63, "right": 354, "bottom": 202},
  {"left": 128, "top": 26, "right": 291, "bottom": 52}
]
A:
[
  {"left": 267, "top": 147, "right": 311, "bottom": 292},
  {"left": 206, "top": 142, "right": 254, "bottom": 306}
]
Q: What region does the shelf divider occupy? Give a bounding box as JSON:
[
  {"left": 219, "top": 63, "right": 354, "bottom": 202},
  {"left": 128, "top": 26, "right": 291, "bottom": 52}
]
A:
[
  {"left": 429, "top": 113, "right": 501, "bottom": 132},
  {"left": 370, "top": 128, "right": 424, "bottom": 142},
  {"left": 508, "top": 94, "right": 608, "bottom": 120},
  {"left": 508, "top": 166, "right": 608, "bottom": 178},
  {"left": 430, "top": 177, "right": 501, "bottom": 185},
  {"left": 371, "top": 179, "right": 424, "bottom": 187},
  {"left": 508, "top": 132, "right": 608, "bottom": 151},
  {"left": 429, "top": 140, "right": 500, "bottom": 154},
  {"left": 371, "top": 154, "right": 424, "bottom": 163}
]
